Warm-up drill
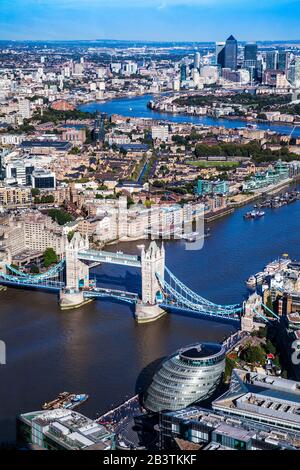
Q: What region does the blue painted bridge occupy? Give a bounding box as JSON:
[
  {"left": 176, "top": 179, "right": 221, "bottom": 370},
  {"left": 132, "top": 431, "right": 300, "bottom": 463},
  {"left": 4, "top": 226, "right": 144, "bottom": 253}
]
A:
[{"left": 0, "top": 256, "right": 242, "bottom": 322}]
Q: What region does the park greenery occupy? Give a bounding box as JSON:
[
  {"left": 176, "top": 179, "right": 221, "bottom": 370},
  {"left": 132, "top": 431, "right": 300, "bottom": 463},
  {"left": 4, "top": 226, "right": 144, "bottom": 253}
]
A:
[
  {"left": 174, "top": 92, "right": 292, "bottom": 113},
  {"left": 33, "top": 107, "right": 96, "bottom": 124},
  {"left": 47, "top": 208, "right": 74, "bottom": 225},
  {"left": 193, "top": 141, "right": 299, "bottom": 163},
  {"left": 34, "top": 194, "right": 55, "bottom": 204},
  {"left": 43, "top": 248, "right": 58, "bottom": 268}
]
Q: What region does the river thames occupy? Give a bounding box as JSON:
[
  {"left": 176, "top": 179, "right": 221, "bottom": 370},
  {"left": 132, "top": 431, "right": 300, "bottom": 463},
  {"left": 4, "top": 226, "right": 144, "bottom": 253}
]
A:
[
  {"left": 2, "top": 192, "right": 300, "bottom": 443},
  {"left": 79, "top": 93, "right": 300, "bottom": 138},
  {"left": 1, "top": 96, "right": 300, "bottom": 445}
]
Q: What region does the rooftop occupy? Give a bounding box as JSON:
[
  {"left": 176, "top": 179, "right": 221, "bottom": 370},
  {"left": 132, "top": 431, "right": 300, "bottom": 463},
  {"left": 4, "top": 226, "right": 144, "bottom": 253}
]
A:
[
  {"left": 213, "top": 369, "right": 300, "bottom": 429},
  {"left": 19, "top": 409, "right": 114, "bottom": 450},
  {"left": 179, "top": 342, "right": 224, "bottom": 361}
]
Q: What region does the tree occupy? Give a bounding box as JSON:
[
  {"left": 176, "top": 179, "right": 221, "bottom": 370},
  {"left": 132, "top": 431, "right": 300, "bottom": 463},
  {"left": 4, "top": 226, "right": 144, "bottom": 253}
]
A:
[
  {"left": 43, "top": 248, "right": 58, "bottom": 268},
  {"left": 69, "top": 146, "right": 80, "bottom": 155},
  {"left": 224, "top": 356, "right": 236, "bottom": 382},
  {"left": 31, "top": 188, "right": 40, "bottom": 197},
  {"left": 241, "top": 345, "right": 265, "bottom": 364},
  {"left": 30, "top": 264, "right": 39, "bottom": 274},
  {"left": 265, "top": 339, "right": 276, "bottom": 356},
  {"left": 48, "top": 209, "right": 73, "bottom": 225}
]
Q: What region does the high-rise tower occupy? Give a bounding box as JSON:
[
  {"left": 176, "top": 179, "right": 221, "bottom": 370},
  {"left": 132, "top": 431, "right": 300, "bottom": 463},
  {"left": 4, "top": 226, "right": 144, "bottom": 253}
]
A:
[{"left": 224, "top": 35, "right": 238, "bottom": 70}]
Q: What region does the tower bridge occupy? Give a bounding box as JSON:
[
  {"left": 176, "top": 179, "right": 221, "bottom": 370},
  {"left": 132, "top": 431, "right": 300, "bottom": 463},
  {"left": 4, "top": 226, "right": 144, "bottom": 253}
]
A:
[{"left": 0, "top": 232, "right": 241, "bottom": 324}]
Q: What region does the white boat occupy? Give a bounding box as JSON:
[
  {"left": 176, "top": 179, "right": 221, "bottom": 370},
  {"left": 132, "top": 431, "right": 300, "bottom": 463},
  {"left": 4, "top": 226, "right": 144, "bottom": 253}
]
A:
[{"left": 264, "top": 257, "right": 291, "bottom": 275}]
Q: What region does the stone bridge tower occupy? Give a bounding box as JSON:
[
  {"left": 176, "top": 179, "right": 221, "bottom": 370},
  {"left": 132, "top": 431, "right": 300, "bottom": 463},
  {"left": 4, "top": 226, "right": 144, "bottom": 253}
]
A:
[
  {"left": 60, "top": 232, "right": 91, "bottom": 310},
  {"left": 141, "top": 241, "right": 165, "bottom": 305},
  {"left": 135, "top": 241, "right": 166, "bottom": 323},
  {"left": 65, "top": 232, "right": 90, "bottom": 290}
]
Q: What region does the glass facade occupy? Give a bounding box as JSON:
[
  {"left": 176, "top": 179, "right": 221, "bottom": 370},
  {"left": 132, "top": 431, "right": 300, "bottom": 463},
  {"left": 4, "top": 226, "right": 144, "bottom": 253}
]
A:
[
  {"left": 144, "top": 343, "right": 225, "bottom": 413},
  {"left": 224, "top": 35, "right": 238, "bottom": 71}
]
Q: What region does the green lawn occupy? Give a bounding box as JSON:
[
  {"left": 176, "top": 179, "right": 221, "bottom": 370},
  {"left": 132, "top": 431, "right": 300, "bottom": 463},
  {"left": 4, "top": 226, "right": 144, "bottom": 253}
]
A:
[{"left": 187, "top": 160, "right": 239, "bottom": 168}]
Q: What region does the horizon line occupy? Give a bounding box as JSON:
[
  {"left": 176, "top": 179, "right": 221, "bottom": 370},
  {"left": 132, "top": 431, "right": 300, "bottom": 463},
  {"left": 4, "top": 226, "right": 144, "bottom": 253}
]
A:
[{"left": 1, "top": 38, "right": 300, "bottom": 44}]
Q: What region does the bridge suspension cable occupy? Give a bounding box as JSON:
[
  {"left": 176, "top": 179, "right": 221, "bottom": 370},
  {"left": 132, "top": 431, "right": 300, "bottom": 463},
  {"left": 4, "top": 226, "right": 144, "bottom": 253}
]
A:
[
  {"left": 5, "top": 260, "right": 65, "bottom": 281},
  {"left": 164, "top": 266, "right": 240, "bottom": 310},
  {"left": 157, "top": 269, "right": 241, "bottom": 317}
]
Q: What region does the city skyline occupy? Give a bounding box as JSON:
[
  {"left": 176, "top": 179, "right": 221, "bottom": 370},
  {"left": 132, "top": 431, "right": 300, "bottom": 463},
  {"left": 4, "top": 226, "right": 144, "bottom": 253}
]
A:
[{"left": 1, "top": 0, "right": 300, "bottom": 42}]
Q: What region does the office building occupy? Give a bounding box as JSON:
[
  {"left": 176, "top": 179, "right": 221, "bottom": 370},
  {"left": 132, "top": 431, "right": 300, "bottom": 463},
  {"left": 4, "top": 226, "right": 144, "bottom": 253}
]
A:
[
  {"left": 194, "top": 52, "right": 201, "bottom": 70},
  {"left": 144, "top": 343, "right": 226, "bottom": 413},
  {"left": 197, "top": 179, "right": 229, "bottom": 196},
  {"left": 151, "top": 125, "right": 169, "bottom": 142},
  {"left": 121, "top": 61, "right": 138, "bottom": 75},
  {"left": 216, "top": 42, "right": 226, "bottom": 68},
  {"left": 278, "top": 51, "right": 289, "bottom": 72},
  {"left": 244, "top": 42, "right": 258, "bottom": 64},
  {"left": 289, "top": 57, "right": 300, "bottom": 87},
  {"left": 243, "top": 43, "right": 258, "bottom": 80},
  {"left": 213, "top": 369, "right": 300, "bottom": 433},
  {"left": 159, "top": 405, "right": 300, "bottom": 451},
  {"left": 180, "top": 64, "right": 188, "bottom": 82},
  {"left": 31, "top": 169, "right": 56, "bottom": 189},
  {"left": 5, "top": 161, "right": 34, "bottom": 186},
  {"left": 224, "top": 35, "right": 238, "bottom": 70},
  {"left": 266, "top": 51, "right": 278, "bottom": 70},
  {"left": 17, "top": 409, "right": 115, "bottom": 450},
  {"left": 18, "top": 99, "right": 31, "bottom": 120}
]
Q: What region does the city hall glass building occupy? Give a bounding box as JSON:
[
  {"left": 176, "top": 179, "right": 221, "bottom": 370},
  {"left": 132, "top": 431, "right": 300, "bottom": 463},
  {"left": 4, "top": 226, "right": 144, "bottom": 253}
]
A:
[{"left": 144, "top": 343, "right": 225, "bottom": 413}]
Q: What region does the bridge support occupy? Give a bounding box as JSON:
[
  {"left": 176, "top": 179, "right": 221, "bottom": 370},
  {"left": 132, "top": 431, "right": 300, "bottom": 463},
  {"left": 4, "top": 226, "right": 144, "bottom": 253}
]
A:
[
  {"left": 135, "top": 242, "right": 166, "bottom": 323},
  {"left": 60, "top": 232, "right": 92, "bottom": 310}
]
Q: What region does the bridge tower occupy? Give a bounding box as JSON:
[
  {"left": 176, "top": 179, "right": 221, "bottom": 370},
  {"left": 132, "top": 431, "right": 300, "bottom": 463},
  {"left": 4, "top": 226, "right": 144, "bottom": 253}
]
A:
[
  {"left": 0, "top": 249, "right": 11, "bottom": 276},
  {"left": 60, "top": 232, "right": 91, "bottom": 310},
  {"left": 65, "top": 232, "right": 90, "bottom": 290},
  {"left": 135, "top": 241, "right": 166, "bottom": 323}
]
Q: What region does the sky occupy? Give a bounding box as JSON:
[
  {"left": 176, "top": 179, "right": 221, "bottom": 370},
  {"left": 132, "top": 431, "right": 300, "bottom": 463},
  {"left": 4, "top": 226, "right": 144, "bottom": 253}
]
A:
[{"left": 0, "top": 0, "right": 300, "bottom": 42}]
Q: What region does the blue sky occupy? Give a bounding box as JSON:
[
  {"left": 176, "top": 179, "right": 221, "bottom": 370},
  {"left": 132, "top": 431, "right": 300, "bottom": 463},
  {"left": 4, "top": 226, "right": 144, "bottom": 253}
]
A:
[{"left": 0, "top": 0, "right": 300, "bottom": 41}]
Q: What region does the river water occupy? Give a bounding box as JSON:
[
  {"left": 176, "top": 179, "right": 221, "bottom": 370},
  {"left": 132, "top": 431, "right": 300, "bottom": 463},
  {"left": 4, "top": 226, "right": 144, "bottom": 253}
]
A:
[
  {"left": 79, "top": 93, "right": 300, "bottom": 137},
  {"left": 2, "top": 191, "right": 300, "bottom": 443},
  {"left": 1, "top": 95, "right": 300, "bottom": 444}
]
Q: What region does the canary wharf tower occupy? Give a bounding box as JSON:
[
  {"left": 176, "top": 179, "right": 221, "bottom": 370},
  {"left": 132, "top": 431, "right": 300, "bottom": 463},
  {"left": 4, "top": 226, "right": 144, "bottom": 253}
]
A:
[{"left": 224, "top": 35, "right": 238, "bottom": 70}]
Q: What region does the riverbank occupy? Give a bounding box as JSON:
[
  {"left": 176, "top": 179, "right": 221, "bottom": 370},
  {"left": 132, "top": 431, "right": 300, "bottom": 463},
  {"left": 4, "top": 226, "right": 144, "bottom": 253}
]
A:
[
  {"left": 3, "top": 180, "right": 300, "bottom": 444},
  {"left": 149, "top": 105, "right": 299, "bottom": 128},
  {"left": 148, "top": 95, "right": 300, "bottom": 127},
  {"left": 229, "top": 175, "right": 300, "bottom": 209},
  {"left": 79, "top": 94, "right": 300, "bottom": 137}
]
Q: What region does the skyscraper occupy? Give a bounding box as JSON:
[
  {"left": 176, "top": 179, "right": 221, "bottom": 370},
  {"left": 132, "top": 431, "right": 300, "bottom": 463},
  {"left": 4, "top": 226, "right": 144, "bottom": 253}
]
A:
[
  {"left": 224, "top": 35, "right": 238, "bottom": 70},
  {"left": 180, "top": 64, "right": 187, "bottom": 82},
  {"left": 266, "top": 51, "right": 278, "bottom": 70},
  {"left": 278, "top": 51, "right": 289, "bottom": 72},
  {"left": 244, "top": 42, "right": 258, "bottom": 83},
  {"left": 244, "top": 42, "right": 257, "bottom": 65},
  {"left": 216, "top": 42, "right": 226, "bottom": 68},
  {"left": 194, "top": 51, "right": 201, "bottom": 70},
  {"left": 289, "top": 57, "right": 300, "bottom": 87}
]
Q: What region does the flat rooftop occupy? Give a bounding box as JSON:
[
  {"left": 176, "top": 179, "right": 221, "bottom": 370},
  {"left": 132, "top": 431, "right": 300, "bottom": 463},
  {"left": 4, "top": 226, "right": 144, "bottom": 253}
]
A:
[
  {"left": 19, "top": 409, "right": 113, "bottom": 450},
  {"left": 20, "top": 140, "right": 71, "bottom": 150}
]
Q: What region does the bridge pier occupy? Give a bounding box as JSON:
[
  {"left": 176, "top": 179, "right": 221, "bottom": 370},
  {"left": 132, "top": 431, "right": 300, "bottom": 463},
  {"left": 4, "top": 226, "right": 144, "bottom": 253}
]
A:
[
  {"left": 59, "top": 289, "right": 93, "bottom": 310},
  {"left": 135, "top": 242, "right": 166, "bottom": 323},
  {"left": 135, "top": 302, "right": 166, "bottom": 323}
]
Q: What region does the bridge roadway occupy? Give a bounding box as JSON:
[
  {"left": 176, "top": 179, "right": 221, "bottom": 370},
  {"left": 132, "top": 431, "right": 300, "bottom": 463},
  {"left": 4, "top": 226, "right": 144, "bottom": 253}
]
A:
[
  {"left": 78, "top": 250, "right": 142, "bottom": 268},
  {"left": 83, "top": 287, "right": 139, "bottom": 303},
  {"left": 0, "top": 278, "right": 64, "bottom": 291}
]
